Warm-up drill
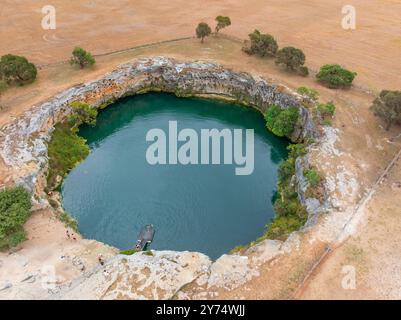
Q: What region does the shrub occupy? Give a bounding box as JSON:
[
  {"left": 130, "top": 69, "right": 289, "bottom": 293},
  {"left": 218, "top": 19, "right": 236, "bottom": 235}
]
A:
[
  {"left": 243, "top": 30, "right": 278, "bottom": 57},
  {"left": 297, "top": 86, "right": 319, "bottom": 102},
  {"left": 298, "top": 66, "right": 309, "bottom": 77},
  {"left": 0, "top": 54, "right": 37, "bottom": 85},
  {"left": 304, "top": 169, "right": 321, "bottom": 187},
  {"left": 370, "top": 90, "right": 401, "bottom": 131},
  {"left": 265, "top": 105, "right": 299, "bottom": 137},
  {"left": 215, "top": 16, "right": 231, "bottom": 33},
  {"left": 0, "top": 186, "right": 32, "bottom": 250},
  {"left": 317, "top": 101, "right": 336, "bottom": 118},
  {"left": 47, "top": 123, "right": 90, "bottom": 189},
  {"left": 316, "top": 64, "right": 357, "bottom": 89},
  {"left": 275, "top": 47, "right": 306, "bottom": 72},
  {"left": 70, "top": 47, "right": 95, "bottom": 69},
  {"left": 196, "top": 22, "right": 212, "bottom": 43},
  {"left": 69, "top": 101, "right": 98, "bottom": 127}
]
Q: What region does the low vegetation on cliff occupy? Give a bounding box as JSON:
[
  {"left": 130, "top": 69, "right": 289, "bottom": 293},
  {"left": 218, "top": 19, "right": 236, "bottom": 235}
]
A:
[
  {"left": 0, "top": 186, "right": 32, "bottom": 250},
  {"left": 264, "top": 105, "right": 299, "bottom": 137},
  {"left": 258, "top": 144, "right": 308, "bottom": 241},
  {"left": 47, "top": 101, "right": 98, "bottom": 190}
]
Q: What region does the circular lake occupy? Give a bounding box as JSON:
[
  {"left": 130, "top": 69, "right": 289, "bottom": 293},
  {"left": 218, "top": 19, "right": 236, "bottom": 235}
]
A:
[{"left": 61, "top": 93, "right": 288, "bottom": 259}]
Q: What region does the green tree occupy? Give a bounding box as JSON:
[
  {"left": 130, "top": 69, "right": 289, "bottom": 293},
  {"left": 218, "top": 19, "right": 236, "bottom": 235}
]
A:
[
  {"left": 316, "top": 64, "right": 357, "bottom": 89},
  {"left": 215, "top": 16, "right": 231, "bottom": 33},
  {"left": 265, "top": 105, "right": 299, "bottom": 137},
  {"left": 0, "top": 186, "right": 31, "bottom": 250},
  {"left": 0, "top": 54, "right": 37, "bottom": 85},
  {"left": 275, "top": 47, "right": 306, "bottom": 72},
  {"left": 196, "top": 22, "right": 212, "bottom": 43},
  {"left": 243, "top": 30, "right": 278, "bottom": 57},
  {"left": 370, "top": 90, "right": 401, "bottom": 130},
  {"left": 70, "top": 47, "right": 95, "bottom": 69}
]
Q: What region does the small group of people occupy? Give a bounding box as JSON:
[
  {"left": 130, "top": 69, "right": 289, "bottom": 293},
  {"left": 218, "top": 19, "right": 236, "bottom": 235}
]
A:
[{"left": 66, "top": 230, "right": 77, "bottom": 241}]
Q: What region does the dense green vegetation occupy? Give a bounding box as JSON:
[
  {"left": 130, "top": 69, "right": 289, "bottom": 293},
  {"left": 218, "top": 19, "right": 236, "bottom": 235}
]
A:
[
  {"left": 70, "top": 47, "right": 96, "bottom": 69},
  {"left": 196, "top": 22, "right": 212, "bottom": 43},
  {"left": 304, "top": 169, "right": 321, "bottom": 187},
  {"left": 47, "top": 123, "right": 90, "bottom": 190},
  {"left": 297, "top": 86, "right": 319, "bottom": 102},
  {"left": 243, "top": 30, "right": 278, "bottom": 57},
  {"left": 0, "top": 186, "right": 32, "bottom": 250},
  {"left": 215, "top": 16, "right": 231, "bottom": 33},
  {"left": 47, "top": 101, "right": 97, "bottom": 190},
  {"left": 316, "top": 64, "right": 357, "bottom": 89},
  {"left": 0, "top": 54, "right": 37, "bottom": 86},
  {"left": 370, "top": 90, "right": 401, "bottom": 131},
  {"left": 275, "top": 47, "right": 307, "bottom": 76},
  {"left": 257, "top": 144, "right": 308, "bottom": 241},
  {"left": 264, "top": 105, "right": 299, "bottom": 137}
]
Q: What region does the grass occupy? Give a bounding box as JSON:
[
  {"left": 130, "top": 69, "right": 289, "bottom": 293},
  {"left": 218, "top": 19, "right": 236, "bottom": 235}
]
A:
[{"left": 59, "top": 212, "right": 78, "bottom": 231}]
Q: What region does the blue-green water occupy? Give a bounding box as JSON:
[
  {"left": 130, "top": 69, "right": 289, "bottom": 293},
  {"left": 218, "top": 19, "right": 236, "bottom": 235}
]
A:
[{"left": 61, "top": 93, "right": 288, "bottom": 259}]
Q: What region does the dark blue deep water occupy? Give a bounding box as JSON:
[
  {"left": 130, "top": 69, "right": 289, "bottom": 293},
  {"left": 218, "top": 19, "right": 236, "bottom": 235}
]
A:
[{"left": 61, "top": 93, "right": 288, "bottom": 259}]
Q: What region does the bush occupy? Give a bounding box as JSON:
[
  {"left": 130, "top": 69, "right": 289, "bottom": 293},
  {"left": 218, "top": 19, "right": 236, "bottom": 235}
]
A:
[
  {"left": 304, "top": 169, "right": 321, "bottom": 187},
  {"left": 298, "top": 66, "right": 309, "bottom": 77},
  {"left": 316, "top": 64, "right": 357, "bottom": 89},
  {"left": 47, "top": 123, "right": 90, "bottom": 189},
  {"left": 317, "top": 101, "right": 336, "bottom": 118},
  {"left": 261, "top": 144, "right": 308, "bottom": 241},
  {"left": 265, "top": 105, "right": 299, "bottom": 137},
  {"left": 0, "top": 54, "right": 37, "bottom": 85},
  {"left": 297, "top": 86, "right": 319, "bottom": 102},
  {"left": 196, "top": 22, "right": 212, "bottom": 43},
  {"left": 243, "top": 30, "right": 278, "bottom": 57},
  {"left": 275, "top": 47, "right": 306, "bottom": 72},
  {"left": 370, "top": 90, "right": 401, "bottom": 131},
  {"left": 0, "top": 186, "right": 32, "bottom": 250},
  {"left": 70, "top": 47, "right": 95, "bottom": 69},
  {"left": 69, "top": 101, "right": 98, "bottom": 127},
  {"left": 215, "top": 16, "right": 231, "bottom": 33}
]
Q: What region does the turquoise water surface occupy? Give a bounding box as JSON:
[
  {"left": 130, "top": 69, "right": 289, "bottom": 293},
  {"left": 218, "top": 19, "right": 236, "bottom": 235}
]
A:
[{"left": 61, "top": 93, "right": 288, "bottom": 259}]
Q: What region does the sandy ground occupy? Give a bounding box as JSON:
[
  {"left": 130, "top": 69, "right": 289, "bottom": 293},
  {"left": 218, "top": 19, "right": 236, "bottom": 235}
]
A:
[
  {"left": 0, "top": 0, "right": 401, "bottom": 299},
  {"left": 0, "top": 209, "right": 117, "bottom": 298}
]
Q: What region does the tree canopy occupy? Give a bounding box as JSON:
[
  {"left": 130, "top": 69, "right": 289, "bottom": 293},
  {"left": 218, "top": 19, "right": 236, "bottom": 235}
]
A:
[
  {"left": 215, "top": 16, "right": 231, "bottom": 33},
  {"left": 265, "top": 105, "right": 299, "bottom": 137},
  {"left": 70, "top": 47, "right": 96, "bottom": 69},
  {"left": 370, "top": 90, "right": 401, "bottom": 130},
  {"left": 0, "top": 54, "right": 37, "bottom": 85},
  {"left": 316, "top": 64, "right": 356, "bottom": 89},
  {"left": 243, "top": 30, "right": 278, "bottom": 57},
  {"left": 275, "top": 47, "right": 306, "bottom": 72},
  {"left": 196, "top": 22, "right": 212, "bottom": 43}
]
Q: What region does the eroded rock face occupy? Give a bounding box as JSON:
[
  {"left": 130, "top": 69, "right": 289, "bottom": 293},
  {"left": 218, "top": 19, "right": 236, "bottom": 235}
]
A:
[{"left": 57, "top": 251, "right": 212, "bottom": 300}]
